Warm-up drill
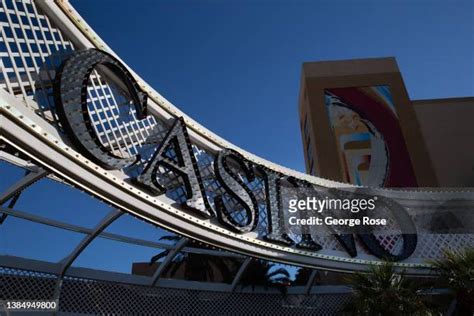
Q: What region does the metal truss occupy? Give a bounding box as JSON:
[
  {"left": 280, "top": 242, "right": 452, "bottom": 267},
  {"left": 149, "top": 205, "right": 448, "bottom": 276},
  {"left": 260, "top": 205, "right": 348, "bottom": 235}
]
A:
[
  {"left": 0, "top": 163, "right": 453, "bottom": 310},
  {"left": 150, "top": 237, "right": 188, "bottom": 286},
  {"left": 0, "top": 159, "right": 333, "bottom": 296},
  {"left": 0, "top": 167, "right": 49, "bottom": 205},
  {"left": 53, "top": 209, "right": 124, "bottom": 301},
  {"left": 0, "top": 0, "right": 472, "bottom": 289}
]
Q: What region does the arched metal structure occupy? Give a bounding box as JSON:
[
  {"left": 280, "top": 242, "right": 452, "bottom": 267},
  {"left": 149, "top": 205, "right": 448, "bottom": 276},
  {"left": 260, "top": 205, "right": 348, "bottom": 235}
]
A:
[{"left": 0, "top": 0, "right": 471, "bottom": 314}]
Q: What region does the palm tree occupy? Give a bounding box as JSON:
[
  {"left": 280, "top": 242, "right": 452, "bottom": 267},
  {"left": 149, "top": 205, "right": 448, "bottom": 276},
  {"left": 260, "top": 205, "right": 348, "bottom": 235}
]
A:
[
  {"left": 345, "top": 262, "right": 433, "bottom": 315},
  {"left": 239, "top": 259, "right": 291, "bottom": 295},
  {"left": 150, "top": 235, "right": 240, "bottom": 283},
  {"left": 152, "top": 235, "right": 292, "bottom": 292},
  {"left": 430, "top": 248, "right": 474, "bottom": 315}
]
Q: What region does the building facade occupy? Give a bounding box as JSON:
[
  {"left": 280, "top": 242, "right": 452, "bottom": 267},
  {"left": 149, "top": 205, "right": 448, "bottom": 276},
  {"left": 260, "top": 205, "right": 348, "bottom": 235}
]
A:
[{"left": 299, "top": 57, "right": 474, "bottom": 187}]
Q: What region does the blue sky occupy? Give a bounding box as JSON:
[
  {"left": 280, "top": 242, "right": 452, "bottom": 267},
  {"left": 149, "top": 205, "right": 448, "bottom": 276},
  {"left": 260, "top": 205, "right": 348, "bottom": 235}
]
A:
[
  {"left": 71, "top": 0, "right": 474, "bottom": 173},
  {"left": 1, "top": 0, "right": 473, "bottom": 275}
]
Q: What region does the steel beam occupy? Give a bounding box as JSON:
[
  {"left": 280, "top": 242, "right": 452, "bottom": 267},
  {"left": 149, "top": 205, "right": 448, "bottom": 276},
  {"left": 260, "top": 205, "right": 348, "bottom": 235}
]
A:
[
  {"left": 150, "top": 237, "right": 188, "bottom": 286},
  {"left": 53, "top": 209, "right": 123, "bottom": 301},
  {"left": 0, "top": 167, "right": 48, "bottom": 225},
  {"left": 305, "top": 270, "right": 318, "bottom": 295},
  {"left": 231, "top": 257, "right": 252, "bottom": 292},
  {"left": 0, "top": 150, "right": 37, "bottom": 170},
  {"left": 0, "top": 206, "right": 245, "bottom": 259},
  {"left": 0, "top": 189, "right": 21, "bottom": 224},
  {"left": 58, "top": 209, "right": 123, "bottom": 277},
  {"left": 0, "top": 167, "right": 48, "bottom": 205},
  {"left": 0, "top": 254, "right": 357, "bottom": 294}
]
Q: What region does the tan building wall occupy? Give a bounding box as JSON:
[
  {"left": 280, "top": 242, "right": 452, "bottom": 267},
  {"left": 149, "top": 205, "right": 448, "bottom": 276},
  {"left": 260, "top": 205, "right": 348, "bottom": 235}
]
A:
[{"left": 413, "top": 97, "right": 474, "bottom": 187}]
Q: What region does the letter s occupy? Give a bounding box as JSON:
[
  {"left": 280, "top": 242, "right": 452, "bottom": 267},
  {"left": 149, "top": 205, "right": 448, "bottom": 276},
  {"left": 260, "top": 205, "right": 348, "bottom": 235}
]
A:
[{"left": 214, "top": 149, "right": 259, "bottom": 233}]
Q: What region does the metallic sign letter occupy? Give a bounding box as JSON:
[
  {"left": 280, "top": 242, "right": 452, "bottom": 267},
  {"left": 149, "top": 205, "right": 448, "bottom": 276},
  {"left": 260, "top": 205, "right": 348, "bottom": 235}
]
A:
[
  {"left": 135, "top": 117, "right": 214, "bottom": 218},
  {"left": 55, "top": 49, "right": 148, "bottom": 170},
  {"left": 287, "top": 177, "right": 322, "bottom": 251},
  {"left": 324, "top": 188, "right": 417, "bottom": 260},
  {"left": 214, "top": 149, "right": 259, "bottom": 233},
  {"left": 258, "top": 167, "right": 294, "bottom": 246}
]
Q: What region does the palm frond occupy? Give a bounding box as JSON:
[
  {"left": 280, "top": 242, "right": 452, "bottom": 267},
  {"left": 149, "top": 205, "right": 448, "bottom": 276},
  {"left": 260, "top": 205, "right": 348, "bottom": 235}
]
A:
[
  {"left": 149, "top": 250, "right": 169, "bottom": 264},
  {"left": 346, "top": 262, "right": 434, "bottom": 315},
  {"left": 429, "top": 248, "right": 474, "bottom": 315},
  {"left": 267, "top": 267, "right": 290, "bottom": 279}
]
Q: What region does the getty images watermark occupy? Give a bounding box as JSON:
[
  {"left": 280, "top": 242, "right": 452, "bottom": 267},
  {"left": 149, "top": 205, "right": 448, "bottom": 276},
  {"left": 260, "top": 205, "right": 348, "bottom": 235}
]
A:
[
  {"left": 282, "top": 187, "right": 474, "bottom": 236},
  {"left": 287, "top": 196, "right": 388, "bottom": 228}
]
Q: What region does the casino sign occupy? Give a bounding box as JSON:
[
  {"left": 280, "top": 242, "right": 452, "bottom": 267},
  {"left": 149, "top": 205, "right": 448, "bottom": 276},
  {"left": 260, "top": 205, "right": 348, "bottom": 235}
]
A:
[{"left": 1, "top": 41, "right": 472, "bottom": 275}]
